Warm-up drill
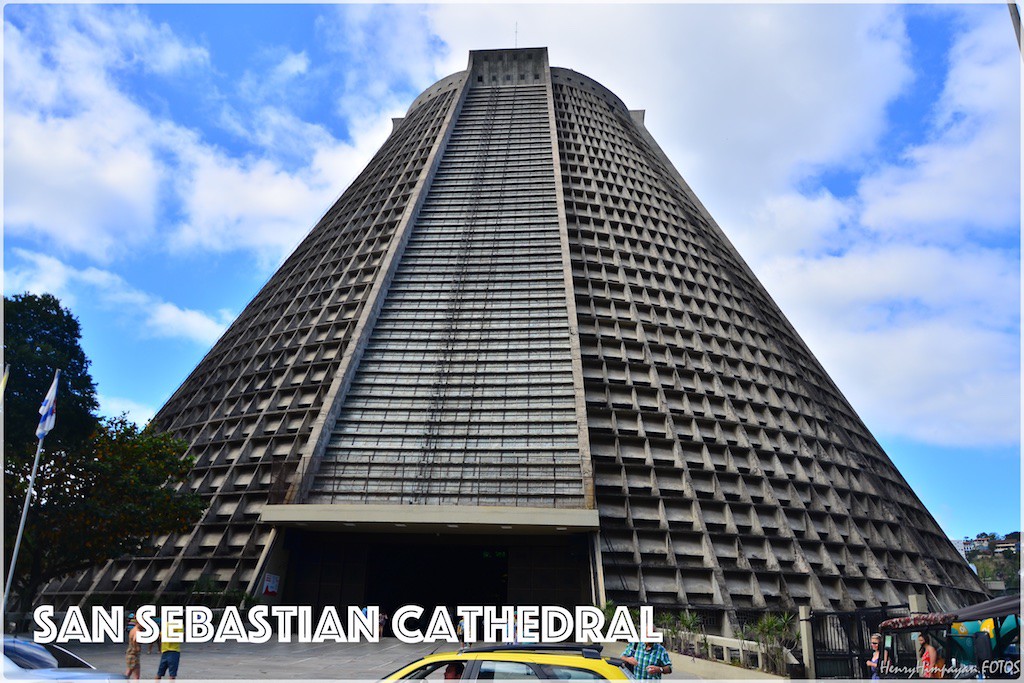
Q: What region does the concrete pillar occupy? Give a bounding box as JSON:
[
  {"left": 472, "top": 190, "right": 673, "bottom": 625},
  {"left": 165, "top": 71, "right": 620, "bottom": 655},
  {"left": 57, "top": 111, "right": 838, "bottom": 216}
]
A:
[
  {"left": 909, "top": 593, "right": 928, "bottom": 672},
  {"left": 799, "top": 605, "right": 815, "bottom": 680}
]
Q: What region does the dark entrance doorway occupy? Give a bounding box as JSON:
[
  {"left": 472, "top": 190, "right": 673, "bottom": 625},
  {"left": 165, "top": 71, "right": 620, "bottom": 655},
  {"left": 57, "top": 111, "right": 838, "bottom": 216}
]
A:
[
  {"left": 365, "top": 541, "right": 509, "bottom": 625},
  {"left": 280, "top": 531, "right": 590, "bottom": 616}
]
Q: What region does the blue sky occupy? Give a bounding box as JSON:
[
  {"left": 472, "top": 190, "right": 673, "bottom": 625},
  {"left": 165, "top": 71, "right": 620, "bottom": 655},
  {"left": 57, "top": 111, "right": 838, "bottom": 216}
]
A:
[{"left": 3, "top": 4, "right": 1020, "bottom": 540}]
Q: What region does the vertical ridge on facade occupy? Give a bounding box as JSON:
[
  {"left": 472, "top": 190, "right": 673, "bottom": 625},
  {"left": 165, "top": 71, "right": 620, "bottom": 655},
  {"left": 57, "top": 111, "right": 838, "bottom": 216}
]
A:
[{"left": 307, "top": 74, "right": 584, "bottom": 508}]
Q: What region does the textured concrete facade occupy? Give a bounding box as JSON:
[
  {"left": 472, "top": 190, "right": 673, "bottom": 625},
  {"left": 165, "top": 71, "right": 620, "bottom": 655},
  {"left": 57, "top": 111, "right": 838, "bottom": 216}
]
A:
[{"left": 50, "top": 48, "right": 986, "bottom": 631}]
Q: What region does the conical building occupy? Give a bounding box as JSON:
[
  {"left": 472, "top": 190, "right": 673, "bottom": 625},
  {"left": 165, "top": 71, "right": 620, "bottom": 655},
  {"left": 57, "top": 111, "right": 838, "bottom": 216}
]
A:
[{"left": 51, "top": 48, "right": 986, "bottom": 633}]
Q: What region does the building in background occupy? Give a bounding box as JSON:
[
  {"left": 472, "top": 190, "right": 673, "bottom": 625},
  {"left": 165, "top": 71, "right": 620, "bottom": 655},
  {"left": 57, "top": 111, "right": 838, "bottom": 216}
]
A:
[
  {"left": 47, "top": 48, "right": 986, "bottom": 635},
  {"left": 994, "top": 540, "right": 1020, "bottom": 556},
  {"left": 963, "top": 537, "right": 987, "bottom": 554}
]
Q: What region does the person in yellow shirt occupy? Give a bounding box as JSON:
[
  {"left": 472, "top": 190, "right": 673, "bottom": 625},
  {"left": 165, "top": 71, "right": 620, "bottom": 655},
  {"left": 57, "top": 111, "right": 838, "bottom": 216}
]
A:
[{"left": 155, "top": 622, "right": 183, "bottom": 681}]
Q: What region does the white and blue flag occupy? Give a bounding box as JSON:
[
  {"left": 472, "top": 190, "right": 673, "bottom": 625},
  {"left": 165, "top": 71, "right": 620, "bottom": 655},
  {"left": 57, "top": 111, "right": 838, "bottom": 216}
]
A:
[{"left": 35, "top": 371, "right": 60, "bottom": 440}]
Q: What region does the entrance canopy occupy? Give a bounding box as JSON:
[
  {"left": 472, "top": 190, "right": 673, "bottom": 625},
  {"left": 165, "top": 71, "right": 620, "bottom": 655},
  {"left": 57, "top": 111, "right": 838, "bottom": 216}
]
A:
[
  {"left": 956, "top": 594, "right": 1021, "bottom": 622},
  {"left": 261, "top": 504, "right": 600, "bottom": 535},
  {"left": 879, "top": 594, "right": 1022, "bottom": 631}
]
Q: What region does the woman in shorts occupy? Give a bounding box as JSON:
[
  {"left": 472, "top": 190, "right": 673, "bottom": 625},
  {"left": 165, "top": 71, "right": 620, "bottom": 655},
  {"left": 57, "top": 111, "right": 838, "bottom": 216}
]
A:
[{"left": 125, "top": 614, "right": 141, "bottom": 680}]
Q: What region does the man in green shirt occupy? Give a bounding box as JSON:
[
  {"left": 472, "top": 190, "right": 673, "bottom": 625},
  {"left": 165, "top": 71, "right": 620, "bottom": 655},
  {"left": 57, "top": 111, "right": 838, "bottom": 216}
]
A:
[{"left": 622, "top": 641, "right": 673, "bottom": 680}]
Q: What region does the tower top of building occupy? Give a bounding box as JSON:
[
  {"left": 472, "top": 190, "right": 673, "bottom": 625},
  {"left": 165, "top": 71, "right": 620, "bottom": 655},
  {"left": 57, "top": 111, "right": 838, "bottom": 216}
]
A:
[{"left": 408, "top": 47, "right": 630, "bottom": 118}]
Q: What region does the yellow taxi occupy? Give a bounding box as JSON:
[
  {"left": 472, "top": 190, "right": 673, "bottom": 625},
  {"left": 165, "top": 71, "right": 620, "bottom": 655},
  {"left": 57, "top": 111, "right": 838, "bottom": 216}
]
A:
[{"left": 382, "top": 644, "right": 635, "bottom": 680}]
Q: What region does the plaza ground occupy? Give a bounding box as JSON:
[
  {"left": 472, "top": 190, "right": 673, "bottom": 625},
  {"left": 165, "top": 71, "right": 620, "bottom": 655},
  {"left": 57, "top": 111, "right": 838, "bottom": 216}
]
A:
[{"left": 66, "top": 638, "right": 707, "bottom": 680}]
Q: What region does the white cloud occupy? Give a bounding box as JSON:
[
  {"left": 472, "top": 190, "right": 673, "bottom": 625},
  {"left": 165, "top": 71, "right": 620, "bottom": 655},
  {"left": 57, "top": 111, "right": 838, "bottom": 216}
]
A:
[
  {"left": 737, "top": 190, "right": 856, "bottom": 259},
  {"left": 147, "top": 303, "right": 232, "bottom": 346},
  {"left": 167, "top": 113, "right": 394, "bottom": 261},
  {"left": 3, "top": 6, "right": 208, "bottom": 262},
  {"left": 237, "top": 50, "right": 313, "bottom": 108},
  {"left": 5, "top": 109, "right": 163, "bottom": 262},
  {"left": 171, "top": 145, "right": 330, "bottom": 256},
  {"left": 809, "top": 320, "right": 1018, "bottom": 446},
  {"left": 317, "top": 5, "right": 443, "bottom": 124},
  {"left": 5, "top": 250, "right": 232, "bottom": 346},
  {"left": 858, "top": 9, "right": 1020, "bottom": 241},
  {"left": 3, "top": 13, "right": 62, "bottom": 110},
  {"left": 71, "top": 5, "right": 209, "bottom": 76},
  {"left": 164, "top": 100, "right": 397, "bottom": 267},
  {"left": 742, "top": 7, "right": 1020, "bottom": 446},
  {"left": 763, "top": 245, "right": 1019, "bottom": 330},
  {"left": 275, "top": 51, "right": 309, "bottom": 79},
  {"left": 759, "top": 244, "right": 1019, "bottom": 445},
  {"left": 97, "top": 394, "right": 157, "bottom": 427},
  {"left": 4, "top": 5, "right": 398, "bottom": 266},
  {"left": 240, "top": 107, "right": 343, "bottom": 169},
  {"left": 5, "top": 6, "right": 207, "bottom": 113}
]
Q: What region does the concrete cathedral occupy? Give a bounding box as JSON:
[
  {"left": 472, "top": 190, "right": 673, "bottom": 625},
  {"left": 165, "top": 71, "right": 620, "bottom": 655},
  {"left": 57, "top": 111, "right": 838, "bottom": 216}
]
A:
[{"left": 46, "top": 48, "right": 986, "bottom": 636}]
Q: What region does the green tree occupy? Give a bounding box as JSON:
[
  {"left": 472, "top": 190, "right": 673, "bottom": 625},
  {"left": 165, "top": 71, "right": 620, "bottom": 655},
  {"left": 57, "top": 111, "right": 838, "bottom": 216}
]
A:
[
  {"left": 8, "top": 417, "right": 207, "bottom": 610},
  {"left": 654, "top": 611, "right": 678, "bottom": 651},
  {"left": 3, "top": 293, "right": 205, "bottom": 611},
  {"left": 5, "top": 293, "right": 99, "bottom": 608},
  {"left": 4, "top": 293, "right": 99, "bottom": 459},
  {"left": 972, "top": 554, "right": 1021, "bottom": 592},
  {"left": 749, "top": 613, "right": 798, "bottom": 675},
  {"left": 676, "top": 609, "right": 708, "bottom": 658}
]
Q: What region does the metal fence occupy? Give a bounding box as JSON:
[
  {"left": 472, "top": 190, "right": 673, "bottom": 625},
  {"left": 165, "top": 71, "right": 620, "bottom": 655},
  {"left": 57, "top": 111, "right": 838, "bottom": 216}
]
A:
[{"left": 810, "top": 605, "right": 910, "bottom": 678}]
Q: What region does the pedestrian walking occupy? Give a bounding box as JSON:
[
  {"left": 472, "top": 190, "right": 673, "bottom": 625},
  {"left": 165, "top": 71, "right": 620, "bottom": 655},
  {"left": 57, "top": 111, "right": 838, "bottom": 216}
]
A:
[
  {"left": 918, "top": 634, "right": 939, "bottom": 678},
  {"left": 622, "top": 642, "right": 673, "bottom": 680},
  {"left": 866, "top": 632, "right": 888, "bottom": 679},
  {"left": 125, "top": 614, "right": 141, "bottom": 680},
  {"left": 155, "top": 621, "right": 183, "bottom": 681}
]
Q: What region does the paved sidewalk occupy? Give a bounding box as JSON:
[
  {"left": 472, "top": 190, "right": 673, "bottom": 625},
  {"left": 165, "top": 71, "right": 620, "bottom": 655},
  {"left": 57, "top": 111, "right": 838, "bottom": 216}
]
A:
[{"left": 60, "top": 639, "right": 702, "bottom": 680}]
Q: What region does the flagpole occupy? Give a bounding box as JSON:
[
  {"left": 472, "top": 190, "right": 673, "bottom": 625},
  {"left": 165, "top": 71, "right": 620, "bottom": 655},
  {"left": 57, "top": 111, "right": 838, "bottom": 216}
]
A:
[
  {"left": 3, "top": 369, "right": 60, "bottom": 616},
  {"left": 0, "top": 364, "right": 10, "bottom": 412},
  {"left": 3, "top": 437, "right": 46, "bottom": 613}
]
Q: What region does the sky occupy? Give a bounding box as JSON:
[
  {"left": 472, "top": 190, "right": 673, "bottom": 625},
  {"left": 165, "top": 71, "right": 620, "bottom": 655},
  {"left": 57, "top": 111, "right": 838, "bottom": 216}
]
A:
[{"left": 3, "top": 4, "right": 1020, "bottom": 540}]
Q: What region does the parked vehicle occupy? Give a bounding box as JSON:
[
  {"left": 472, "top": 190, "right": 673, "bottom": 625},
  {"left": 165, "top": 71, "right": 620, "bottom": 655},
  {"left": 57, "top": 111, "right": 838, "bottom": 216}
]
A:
[
  {"left": 382, "top": 643, "right": 635, "bottom": 680},
  {"left": 878, "top": 594, "right": 1020, "bottom": 679},
  {"left": 3, "top": 636, "right": 126, "bottom": 681}
]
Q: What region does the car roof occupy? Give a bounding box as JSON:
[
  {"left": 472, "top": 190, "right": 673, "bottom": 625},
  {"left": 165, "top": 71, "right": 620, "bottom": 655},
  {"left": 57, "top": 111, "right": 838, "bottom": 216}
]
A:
[
  {"left": 414, "top": 649, "right": 622, "bottom": 668},
  {"left": 3, "top": 636, "right": 117, "bottom": 680},
  {"left": 383, "top": 646, "right": 631, "bottom": 681},
  {"left": 4, "top": 637, "right": 60, "bottom": 669}
]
